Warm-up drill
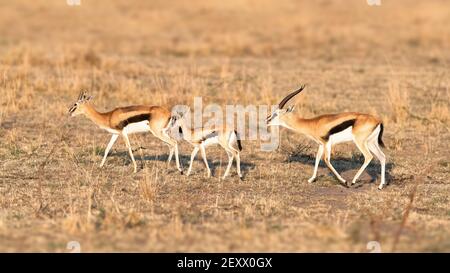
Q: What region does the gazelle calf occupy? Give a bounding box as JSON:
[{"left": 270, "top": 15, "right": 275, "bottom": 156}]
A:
[
  {"left": 169, "top": 111, "right": 243, "bottom": 179},
  {"left": 68, "top": 91, "right": 182, "bottom": 173},
  {"left": 267, "top": 85, "right": 387, "bottom": 189}
]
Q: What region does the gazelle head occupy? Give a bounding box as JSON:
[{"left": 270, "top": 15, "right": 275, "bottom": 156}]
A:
[
  {"left": 168, "top": 110, "right": 189, "bottom": 139},
  {"left": 266, "top": 85, "right": 306, "bottom": 126},
  {"left": 168, "top": 110, "right": 187, "bottom": 129},
  {"left": 68, "top": 90, "right": 93, "bottom": 117}
]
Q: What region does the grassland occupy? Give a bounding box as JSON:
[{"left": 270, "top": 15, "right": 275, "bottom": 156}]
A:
[{"left": 0, "top": 0, "right": 449, "bottom": 252}]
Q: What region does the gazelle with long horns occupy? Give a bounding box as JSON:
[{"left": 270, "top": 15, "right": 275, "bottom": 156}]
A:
[
  {"left": 68, "top": 91, "right": 183, "bottom": 173},
  {"left": 267, "top": 85, "right": 387, "bottom": 189},
  {"left": 168, "top": 111, "right": 243, "bottom": 179}
]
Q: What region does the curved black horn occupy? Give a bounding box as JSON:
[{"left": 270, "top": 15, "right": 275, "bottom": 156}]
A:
[
  {"left": 278, "top": 84, "right": 306, "bottom": 109},
  {"left": 78, "top": 90, "right": 86, "bottom": 101}
]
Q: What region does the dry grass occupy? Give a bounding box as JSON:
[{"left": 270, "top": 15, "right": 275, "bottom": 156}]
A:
[{"left": 0, "top": 0, "right": 449, "bottom": 252}]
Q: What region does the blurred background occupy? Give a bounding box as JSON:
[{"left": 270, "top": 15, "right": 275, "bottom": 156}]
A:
[{"left": 1, "top": 0, "right": 448, "bottom": 59}]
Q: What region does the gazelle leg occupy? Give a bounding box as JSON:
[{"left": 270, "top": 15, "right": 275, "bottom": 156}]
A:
[
  {"left": 167, "top": 144, "right": 174, "bottom": 165},
  {"left": 368, "top": 139, "right": 386, "bottom": 190},
  {"left": 352, "top": 139, "right": 373, "bottom": 185},
  {"left": 323, "top": 142, "right": 346, "bottom": 184},
  {"left": 222, "top": 150, "right": 234, "bottom": 179},
  {"left": 122, "top": 133, "right": 137, "bottom": 173},
  {"left": 199, "top": 145, "right": 211, "bottom": 177},
  {"left": 235, "top": 152, "right": 242, "bottom": 179},
  {"left": 157, "top": 131, "right": 183, "bottom": 173},
  {"left": 187, "top": 146, "right": 199, "bottom": 176},
  {"left": 308, "top": 144, "right": 324, "bottom": 183},
  {"left": 173, "top": 143, "right": 182, "bottom": 174},
  {"left": 228, "top": 137, "right": 243, "bottom": 179},
  {"left": 100, "top": 134, "right": 119, "bottom": 168}
]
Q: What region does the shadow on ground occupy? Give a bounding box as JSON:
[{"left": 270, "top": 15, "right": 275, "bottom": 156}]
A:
[
  {"left": 286, "top": 153, "right": 394, "bottom": 186},
  {"left": 105, "top": 148, "right": 256, "bottom": 178}
]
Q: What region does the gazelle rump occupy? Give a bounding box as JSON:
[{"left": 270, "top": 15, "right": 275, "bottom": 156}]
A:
[
  {"left": 68, "top": 91, "right": 182, "bottom": 173},
  {"left": 169, "top": 111, "right": 243, "bottom": 179},
  {"left": 267, "top": 85, "right": 387, "bottom": 189}
]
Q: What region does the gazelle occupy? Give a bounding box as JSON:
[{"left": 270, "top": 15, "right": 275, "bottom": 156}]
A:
[
  {"left": 267, "top": 85, "right": 387, "bottom": 189},
  {"left": 168, "top": 111, "right": 243, "bottom": 179},
  {"left": 68, "top": 90, "right": 182, "bottom": 173}
]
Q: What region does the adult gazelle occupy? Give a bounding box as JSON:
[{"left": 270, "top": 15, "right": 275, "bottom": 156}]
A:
[
  {"left": 267, "top": 85, "right": 387, "bottom": 189},
  {"left": 68, "top": 90, "right": 182, "bottom": 173}
]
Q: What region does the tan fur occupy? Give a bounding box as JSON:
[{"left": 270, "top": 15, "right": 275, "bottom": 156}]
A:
[{"left": 282, "top": 112, "right": 381, "bottom": 144}]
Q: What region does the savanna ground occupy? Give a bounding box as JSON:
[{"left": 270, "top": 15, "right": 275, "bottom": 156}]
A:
[{"left": 0, "top": 0, "right": 449, "bottom": 252}]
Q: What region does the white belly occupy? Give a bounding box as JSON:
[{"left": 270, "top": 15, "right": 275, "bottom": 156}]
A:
[
  {"left": 202, "top": 136, "right": 220, "bottom": 147},
  {"left": 101, "top": 126, "right": 120, "bottom": 135},
  {"left": 328, "top": 126, "right": 353, "bottom": 145},
  {"left": 123, "top": 121, "right": 151, "bottom": 134}
]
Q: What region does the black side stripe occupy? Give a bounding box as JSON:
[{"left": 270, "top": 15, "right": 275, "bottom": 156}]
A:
[
  {"left": 201, "top": 131, "right": 219, "bottom": 142},
  {"left": 235, "top": 130, "right": 242, "bottom": 151},
  {"left": 116, "top": 113, "right": 151, "bottom": 130},
  {"left": 322, "top": 119, "right": 356, "bottom": 141},
  {"left": 378, "top": 123, "right": 385, "bottom": 148}
]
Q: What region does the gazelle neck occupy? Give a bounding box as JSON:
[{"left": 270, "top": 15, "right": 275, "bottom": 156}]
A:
[
  {"left": 281, "top": 114, "right": 313, "bottom": 136},
  {"left": 179, "top": 120, "right": 192, "bottom": 141},
  {"left": 83, "top": 104, "right": 110, "bottom": 129}
]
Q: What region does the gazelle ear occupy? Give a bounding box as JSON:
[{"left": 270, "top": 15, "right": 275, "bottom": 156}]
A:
[
  {"left": 287, "top": 105, "right": 296, "bottom": 112},
  {"left": 86, "top": 95, "right": 93, "bottom": 101},
  {"left": 78, "top": 90, "right": 85, "bottom": 101}
]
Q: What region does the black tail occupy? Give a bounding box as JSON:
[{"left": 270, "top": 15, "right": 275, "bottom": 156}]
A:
[
  {"left": 234, "top": 130, "right": 242, "bottom": 151},
  {"left": 378, "top": 123, "right": 385, "bottom": 148}
]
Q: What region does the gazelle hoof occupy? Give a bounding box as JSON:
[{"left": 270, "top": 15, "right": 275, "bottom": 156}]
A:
[{"left": 308, "top": 177, "right": 316, "bottom": 183}]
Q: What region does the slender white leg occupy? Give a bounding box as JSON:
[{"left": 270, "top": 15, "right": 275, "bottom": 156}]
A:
[
  {"left": 122, "top": 133, "right": 137, "bottom": 173},
  {"left": 167, "top": 145, "right": 174, "bottom": 165},
  {"left": 235, "top": 152, "right": 242, "bottom": 179},
  {"left": 100, "top": 134, "right": 119, "bottom": 168},
  {"left": 187, "top": 146, "right": 199, "bottom": 176},
  {"left": 351, "top": 141, "right": 373, "bottom": 185},
  {"left": 368, "top": 139, "right": 386, "bottom": 190},
  {"left": 161, "top": 131, "right": 182, "bottom": 173},
  {"left": 199, "top": 145, "right": 211, "bottom": 177},
  {"left": 308, "top": 144, "right": 324, "bottom": 183},
  {"left": 223, "top": 150, "right": 234, "bottom": 179},
  {"left": 323, "top": 143, "right": 346, "bottom": 183},
  {"left": 174, "top": 143, "right": 182, "bottom": 173}
]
